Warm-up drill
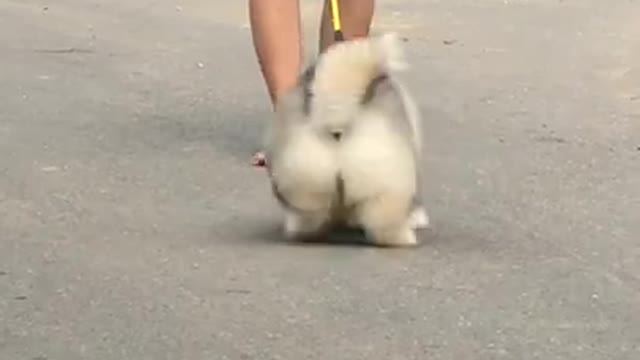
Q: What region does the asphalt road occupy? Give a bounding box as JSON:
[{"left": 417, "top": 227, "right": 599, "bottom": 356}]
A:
[{"left": 1, "top": 0, "right": 639, "bottom": 359}]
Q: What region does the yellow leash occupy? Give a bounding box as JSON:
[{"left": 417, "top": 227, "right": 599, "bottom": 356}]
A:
[{"left": 329, "top": 0, "right": 344, "bottom": 41}]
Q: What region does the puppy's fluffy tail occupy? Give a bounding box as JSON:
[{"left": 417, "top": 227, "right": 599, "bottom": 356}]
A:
[{"left": 309, "top": 33, "right": 408, "bottom": 130}]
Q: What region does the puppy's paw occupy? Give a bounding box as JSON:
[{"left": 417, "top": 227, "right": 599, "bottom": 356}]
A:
[
  {"left": 409, "top": 206, "right": 430, "bottom": 229},
  {"left": 283, "top": 212, "right": 304, "bottom": 239},
  {"left": 368, "top": 226, "right": 419, "bottom": 248},
  {"left": 283, "top": 211, "right": 328, "bottom": 241},
  {"left": 394, "top": 228, "right": 418, "bottom": 247}
]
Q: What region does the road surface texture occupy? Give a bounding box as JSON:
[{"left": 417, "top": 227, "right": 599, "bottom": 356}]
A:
[{"left": 1, "top": 0, "right": 639, "bottom": 359}]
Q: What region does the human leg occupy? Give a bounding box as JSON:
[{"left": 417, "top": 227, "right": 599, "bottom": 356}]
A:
[
  {"left": 248, "top": 0, "right": 303, "bottom": 106},
  {"left": 319, "top": 0, "right": 375, "bottom": 53}
]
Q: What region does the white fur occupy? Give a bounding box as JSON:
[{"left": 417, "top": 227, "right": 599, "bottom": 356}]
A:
[
  {"left": 309, "top": 33, "right": 409, "bottom": 135},
  {"left": 266, "top": 34, "right": 428, "bottom": 246}
]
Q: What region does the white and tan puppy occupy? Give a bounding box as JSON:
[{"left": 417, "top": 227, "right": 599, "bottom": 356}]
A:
[{"left": 264, "top": 33, "right": 429, "bottom": 247}]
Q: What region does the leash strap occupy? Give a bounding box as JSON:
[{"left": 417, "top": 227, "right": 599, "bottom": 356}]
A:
[{"left": 329, "top": 0, "right": 344, "bottom": 42}]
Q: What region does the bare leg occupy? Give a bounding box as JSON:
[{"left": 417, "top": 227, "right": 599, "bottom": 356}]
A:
[
  {"left": 319, "top": 0, "right": 375, "bottom": 53},
  {"left": 249, "top": 0, "right": 375, "bottom": 166},
  {"left": 248, "top": 0, "right": 302, "bottom": 166},
  {"left": 248, "top": 0, "right": 302, "bottom": 107},
  {"left": 249, "top": 0, "right": 375, "bottom": 103}
]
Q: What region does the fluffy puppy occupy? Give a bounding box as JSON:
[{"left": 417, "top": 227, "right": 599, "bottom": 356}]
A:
[{"left": 264, "top": 33, "right": 428, "bottom": 247}]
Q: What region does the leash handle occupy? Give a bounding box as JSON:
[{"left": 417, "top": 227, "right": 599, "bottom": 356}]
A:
[{"left": 329, "top": 0, "right": 344, "bottom": 42}]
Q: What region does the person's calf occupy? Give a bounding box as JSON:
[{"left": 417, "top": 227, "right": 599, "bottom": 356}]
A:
[
  {"left": 249, "top": 0, "right": 303, "bottom": 106},
  {"left": 319, "top": 0, "right": 375, "bottom": 53}
]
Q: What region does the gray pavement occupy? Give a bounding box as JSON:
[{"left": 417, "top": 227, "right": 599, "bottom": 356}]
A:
[{"left": 1, "top": 0, "right": 639, "bottom": 359}]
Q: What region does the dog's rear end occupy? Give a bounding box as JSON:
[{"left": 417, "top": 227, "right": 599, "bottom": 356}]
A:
[{"left": 265, "top": 34, "right": 428, "bottom": 246}]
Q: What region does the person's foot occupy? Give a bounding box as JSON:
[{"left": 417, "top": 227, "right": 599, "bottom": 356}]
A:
[{"left": 252, "top": 151, "right": 267, "bottom": 167}]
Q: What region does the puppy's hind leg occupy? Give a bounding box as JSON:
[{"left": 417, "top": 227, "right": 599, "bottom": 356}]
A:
[
  {"left": 409, "top": 167, "right": 430, "bottom": 230},
  {"left": 409, "top": 205, "right": 430, "bottom": 230},
  {"left": 283, "top": 210, "right": 331, "bottom": 242},
  {"left": 356, "top": 194, "right": 418, "bottom": 247}
]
